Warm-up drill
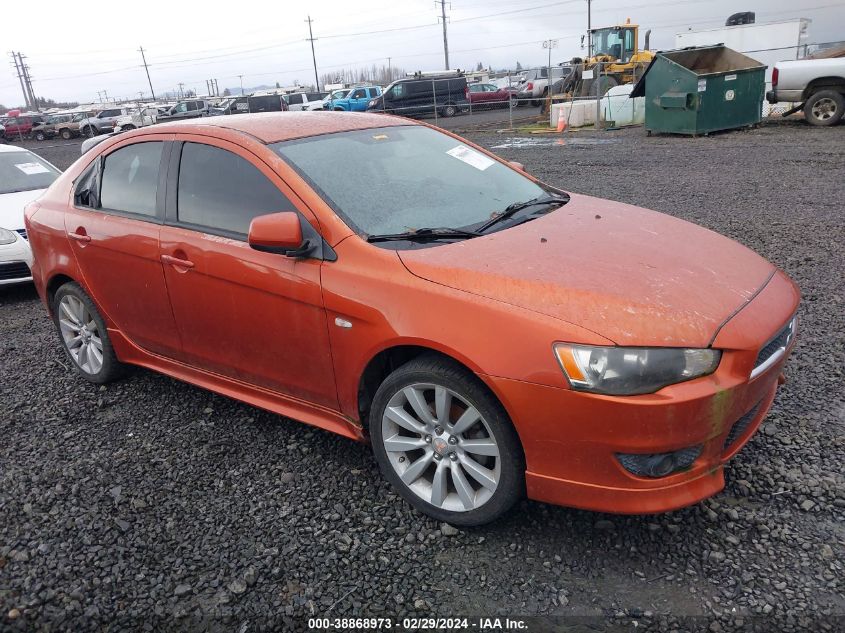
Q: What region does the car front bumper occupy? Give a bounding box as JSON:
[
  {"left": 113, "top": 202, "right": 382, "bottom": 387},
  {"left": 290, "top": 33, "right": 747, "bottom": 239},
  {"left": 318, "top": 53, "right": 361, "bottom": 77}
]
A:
[
  {"left": 483, "top": 270, "right": 799, "bottom": 514},
  {"left": 0, "top": 234, "right": 33, "bottom": 285}
]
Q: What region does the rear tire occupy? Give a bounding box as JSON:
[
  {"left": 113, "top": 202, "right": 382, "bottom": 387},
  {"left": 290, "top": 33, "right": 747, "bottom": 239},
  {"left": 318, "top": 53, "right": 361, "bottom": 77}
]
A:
[
  {"left": 441, "top": 104, "right": 458, "bottom": 117},
  {"left": 369, "top": 354, "right": 524, "bottom": 526},
  {"left": 60, "top": 128, "right": 72, "bottom": 140},
  {"left": 34, "top": 131, "right": 45, "bottom": 141},
  {"left": 53, "top": 282, "right": 124, "bottom": 384},
  {"left": 803, "top": 90, "right": 843, "bottom": 126}
]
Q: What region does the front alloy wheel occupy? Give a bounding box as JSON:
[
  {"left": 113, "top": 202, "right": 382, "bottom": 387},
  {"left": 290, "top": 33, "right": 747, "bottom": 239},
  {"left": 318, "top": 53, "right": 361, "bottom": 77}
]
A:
[{"left": 370, "top": 356, "right": 524, "bottom": 525}]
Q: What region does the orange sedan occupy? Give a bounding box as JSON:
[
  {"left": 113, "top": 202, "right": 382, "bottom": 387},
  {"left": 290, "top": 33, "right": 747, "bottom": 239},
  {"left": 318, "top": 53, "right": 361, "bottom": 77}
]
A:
[{"left": 24, "top": 113, "right": 799, "bottom": 525}]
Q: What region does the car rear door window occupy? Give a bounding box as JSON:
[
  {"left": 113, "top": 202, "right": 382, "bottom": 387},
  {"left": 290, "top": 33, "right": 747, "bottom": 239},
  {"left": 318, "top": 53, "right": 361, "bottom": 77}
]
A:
[
  {"left": 99, "top": 142, "right": 163, "bottom": 217},
  {"left": 287, "top": 94, "right": 304, "bottom": 105},
  {"left": 176, "top": 142, "right": 294, "bottom": 236}
]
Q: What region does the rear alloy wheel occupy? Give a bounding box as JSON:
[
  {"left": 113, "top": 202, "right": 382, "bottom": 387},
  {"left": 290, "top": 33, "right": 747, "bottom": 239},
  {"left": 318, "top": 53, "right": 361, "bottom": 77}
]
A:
[
  {"left": 60, "top": 128, "right": 73, "bottom": 140},
  {"left": 53, "top": 282, "right": 124, "bottom": 384},
  {"left": 34, "top": 131, "right": 45, "bottom": 141},
  {"left": 370, "top": 356, "right": 524, "bottom": 526},
  {"left": 804, "top": 90, "right": 844, "bottom": 126},
  {"left": 441, "top": 104, "right": 458, "bottom": 117}
]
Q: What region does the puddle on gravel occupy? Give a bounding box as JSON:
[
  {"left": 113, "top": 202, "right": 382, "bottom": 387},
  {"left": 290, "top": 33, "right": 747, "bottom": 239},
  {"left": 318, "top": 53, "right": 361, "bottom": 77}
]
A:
[{"left": 492, "top": 136, "right": 620, "bottom": 148}]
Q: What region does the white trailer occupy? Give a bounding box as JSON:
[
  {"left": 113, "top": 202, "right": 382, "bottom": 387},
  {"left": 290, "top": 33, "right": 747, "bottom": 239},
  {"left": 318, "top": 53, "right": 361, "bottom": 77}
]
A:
[{"left": 675, "top": 18, "right": 811, "bottom": 113}]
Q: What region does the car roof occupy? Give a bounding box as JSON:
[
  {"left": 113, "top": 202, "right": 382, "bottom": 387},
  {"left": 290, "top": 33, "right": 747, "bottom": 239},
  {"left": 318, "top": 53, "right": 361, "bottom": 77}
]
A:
[{"left": 152, "top": 111, "right": 413, "bottom": 143}]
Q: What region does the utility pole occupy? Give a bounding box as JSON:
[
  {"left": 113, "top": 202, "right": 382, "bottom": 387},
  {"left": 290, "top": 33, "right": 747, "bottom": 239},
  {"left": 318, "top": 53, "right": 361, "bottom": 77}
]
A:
[
  {"left": 387, "top": 57, "right": 392, "bottom": 81},
  {"left": 178, "top": 82, "right": 184, "bottom": 98},
  {"left": 102, "top": 89, "right": 109, "bottom": 103},
  {"left": 10, "top": 52, "right": 30, "bottom": 109},
  {"left": 586, "top": 0, "right": 592, "bottom": 56},
  {"left": 212, "top": 79, "right": 219, "bottom": 96},
  {"left": 305, "top": 15, "right": 320, "bottom": 91},
  {"left": 138, "top": 46, "right": 156, "bottom": 100},
  {"left": 238, "top": 75, "right": 244, "bottom": 95},
  {"left": 16, "top": 52, "right": 37, "bottom": 110},
  {"left": 436, "top": 0, "right": 450, "bottom": 70}
]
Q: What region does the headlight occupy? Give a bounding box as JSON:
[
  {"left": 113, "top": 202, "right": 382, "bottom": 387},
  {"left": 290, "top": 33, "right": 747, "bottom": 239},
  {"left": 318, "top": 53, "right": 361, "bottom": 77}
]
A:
[
  {"left": 0, "top": 227, "right": 18, "bottom": 245},
  {"left": 554, "top": 344, "right": 721, "bottom": 395}
]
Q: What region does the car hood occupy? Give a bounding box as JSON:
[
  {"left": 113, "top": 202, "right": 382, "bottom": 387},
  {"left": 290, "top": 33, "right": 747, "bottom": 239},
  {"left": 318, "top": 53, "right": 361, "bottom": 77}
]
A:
[
  {"left": 0, "top": 189, "right": 47, "bottom": 230},
  {"left": 397, "top": 193, "right": 775, "bottom": 347}
]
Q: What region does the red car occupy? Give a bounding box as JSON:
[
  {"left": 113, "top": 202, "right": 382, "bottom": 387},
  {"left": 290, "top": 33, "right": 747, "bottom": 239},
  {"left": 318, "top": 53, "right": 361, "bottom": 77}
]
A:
[
  {"left": 24, "top": 113, "right": 799, "bottom": 526},
  {"left": 2, "top": 110, "right": 47, "bottom": 140},
  {"left": 467, "top": 83, "right": 517, "bottom": 108}
]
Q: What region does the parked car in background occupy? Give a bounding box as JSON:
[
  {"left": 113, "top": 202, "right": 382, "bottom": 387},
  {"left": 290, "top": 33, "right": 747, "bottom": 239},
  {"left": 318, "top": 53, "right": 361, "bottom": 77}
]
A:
[
  {"left": 113, "top": 107, "right": 160, "bottom": 133},
  {"left": 0, "top": 144, "right": 60, "bottom": 285},
  {"left": 157, "top": 99, "right": 212, "bottom": 121},
  {"left": 515, "top": 66, "right": 571, "bottom": 106},
  {"left": 283, "top": 92, "right": 327, "bottom": 111},
  {"left": 210, "top": 94, "right": 289, "bottom": 116},
  {"left": 766, "top": 57, "right": 845, "bottom": 126},
  {"left": 31, "top": 112, "right": 93, "bottom": 141},
  {"left": 328, "top": 86, "right": 383, "bottom": 111},
  {"left": 2, "top": 114, "right": 46, "bottom": 140},
  {"left": 0, "top": 122, "right": 5, "bottom": 140},
  {"left": 78, "top": 109, "right": 128, "bottom": 136},
  {"left": 367, "top": 74, "right": 469, "bottom": 117},
  {"left": 305, "top": 88, "right": 351, "bottom": 111},
  {"left": 24, "top": 112, "right": 799, "bottom": 526},
  {"left": 467, "top": 83, "right": 517, "bottom": 108},
  {"left": 56, "top": 112, "right": 95, "bottom": 139}
]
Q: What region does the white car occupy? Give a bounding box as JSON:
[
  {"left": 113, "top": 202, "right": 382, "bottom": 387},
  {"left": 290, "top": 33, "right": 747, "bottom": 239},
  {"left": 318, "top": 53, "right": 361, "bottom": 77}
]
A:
[
  {"left": 0, "top": 145, "right": 61, "bottom": 285},
  {"left": 305, "top": 88, "right": 351, "bottom": 111}
]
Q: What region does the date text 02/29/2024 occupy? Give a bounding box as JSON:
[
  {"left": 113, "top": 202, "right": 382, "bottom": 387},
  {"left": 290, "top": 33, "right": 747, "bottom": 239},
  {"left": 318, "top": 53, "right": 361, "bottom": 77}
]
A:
[{"left": 307, "top": 617, "right": 528, "bottom": 630}]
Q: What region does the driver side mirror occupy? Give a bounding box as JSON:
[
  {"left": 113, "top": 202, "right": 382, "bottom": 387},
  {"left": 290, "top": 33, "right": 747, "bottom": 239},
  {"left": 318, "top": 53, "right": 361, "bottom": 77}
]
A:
[{"left": 248, "top": 212, "right": 309, "bottom": 257}]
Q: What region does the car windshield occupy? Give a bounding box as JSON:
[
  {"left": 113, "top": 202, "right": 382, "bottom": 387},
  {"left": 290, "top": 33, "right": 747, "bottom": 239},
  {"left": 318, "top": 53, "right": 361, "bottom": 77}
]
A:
[
  {"left": 0, "top": 150, "right": 60, "bottom": 194},
  {"left": 274, "top": 125, "right": 549, "bottom": 238}
]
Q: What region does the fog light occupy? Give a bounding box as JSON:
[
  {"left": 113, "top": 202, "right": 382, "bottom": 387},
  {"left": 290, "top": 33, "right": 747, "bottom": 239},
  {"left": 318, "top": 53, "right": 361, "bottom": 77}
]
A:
[{"left": 616, "top": 445, "right": 702, "bottom": 478}]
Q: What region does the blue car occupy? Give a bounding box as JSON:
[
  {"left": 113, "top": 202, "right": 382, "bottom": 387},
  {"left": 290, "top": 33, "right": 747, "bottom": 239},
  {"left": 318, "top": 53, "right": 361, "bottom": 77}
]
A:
[{"left": 329, "top": 86, "right": 383, "bottom": 112}]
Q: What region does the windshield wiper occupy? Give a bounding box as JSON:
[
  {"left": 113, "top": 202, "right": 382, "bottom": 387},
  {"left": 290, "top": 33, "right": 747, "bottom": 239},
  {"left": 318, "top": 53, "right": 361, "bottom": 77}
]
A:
[
  {"left": 367, "top": 227, "right": 481, "bottom": 243},
  {"left": 476, "top": 193, "right": 569, "bottom": 234}
]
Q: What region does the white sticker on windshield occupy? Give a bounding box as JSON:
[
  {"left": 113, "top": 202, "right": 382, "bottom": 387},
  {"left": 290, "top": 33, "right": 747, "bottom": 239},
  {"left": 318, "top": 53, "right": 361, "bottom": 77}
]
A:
[
  {"left": 446, "top": 145, "right": 495, "bottom": 171},
  {"left": 15, "top": 162, "right": 50, "bottom": 175}
]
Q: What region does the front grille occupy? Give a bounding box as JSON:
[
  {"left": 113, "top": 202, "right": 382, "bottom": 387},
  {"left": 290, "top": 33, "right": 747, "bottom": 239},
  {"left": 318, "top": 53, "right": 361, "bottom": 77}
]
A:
[
  {"left": 724, "top": 402, "right": 761, "bottom": 451},
  {"left": 754, "top": 318, "right": 794, "bottom": 369},
  {"left": 15, "top": 228, "right": 27, "bottom": 241},
  {"left": 0, "top": 261, "right": 31, "bottom": 281}
]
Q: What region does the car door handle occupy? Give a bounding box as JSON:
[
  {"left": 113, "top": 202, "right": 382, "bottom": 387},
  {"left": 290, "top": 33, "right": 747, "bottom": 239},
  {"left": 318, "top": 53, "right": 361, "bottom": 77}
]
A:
[
  {"left": 161, "top": 254, "right": 195, "bottom": 269},
  {"left": 68, "top": 231, "right": 91, "bottom": 243}
]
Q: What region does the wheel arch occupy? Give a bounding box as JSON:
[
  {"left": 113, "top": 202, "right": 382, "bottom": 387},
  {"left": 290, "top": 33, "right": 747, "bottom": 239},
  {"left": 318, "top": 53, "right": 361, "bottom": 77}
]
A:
[
  {"left": 355, "top": 343, "right": 516, "bottom": 436},
  {"left": 803, "top": 76, "right": 845, "bottom": 99},
  {"left": 45, "top": 273, "right": 77, "bottom": 314}
]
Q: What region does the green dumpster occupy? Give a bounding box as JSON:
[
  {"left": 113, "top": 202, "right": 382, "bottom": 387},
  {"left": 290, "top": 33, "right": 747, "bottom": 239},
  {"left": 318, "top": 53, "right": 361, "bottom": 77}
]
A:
[{"left": 630, "top": 45, "right": 766, "bottom": 135}]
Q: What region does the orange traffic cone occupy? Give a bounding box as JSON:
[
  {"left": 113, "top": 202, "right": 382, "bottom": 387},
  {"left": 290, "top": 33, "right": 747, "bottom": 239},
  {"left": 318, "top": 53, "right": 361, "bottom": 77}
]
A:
[{"left": 556, "top": 113, "right": 567, "bottom": 133}]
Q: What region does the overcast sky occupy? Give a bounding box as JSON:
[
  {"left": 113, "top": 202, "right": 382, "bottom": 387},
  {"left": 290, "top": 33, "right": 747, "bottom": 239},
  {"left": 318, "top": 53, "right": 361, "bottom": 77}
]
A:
[{"left": 2, "top": 0, "right": 842, "bottom": 106}]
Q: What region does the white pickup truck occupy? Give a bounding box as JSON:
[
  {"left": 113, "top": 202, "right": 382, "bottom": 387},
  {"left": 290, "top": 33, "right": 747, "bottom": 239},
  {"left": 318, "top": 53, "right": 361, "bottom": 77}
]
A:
[{"left": 767, "top": 57, "right": 845, "bottom": 126}]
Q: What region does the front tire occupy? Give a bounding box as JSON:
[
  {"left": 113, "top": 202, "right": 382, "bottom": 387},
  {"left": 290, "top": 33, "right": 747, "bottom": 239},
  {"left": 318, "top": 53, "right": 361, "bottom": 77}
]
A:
[
  {"left": 369, "top": 355, "right": 524, "bottom": 526},
  {"left": 53, "top": 282, "right": 124, "bottom": 384},
  {"left": 60, "top": 128, "right": 72, "bottom": 140},
  {"left": 804, "top": 90, "right": 843, "bottom": 126},
  {"left": 441, "top": 104, "right": 458, "bottom": 117}
]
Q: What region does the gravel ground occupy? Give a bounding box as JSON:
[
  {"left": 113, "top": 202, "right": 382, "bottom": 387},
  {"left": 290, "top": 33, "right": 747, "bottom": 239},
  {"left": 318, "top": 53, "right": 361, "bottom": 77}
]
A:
[{"left": 2, "top": 121, "right": 843, "bottom": 632}]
